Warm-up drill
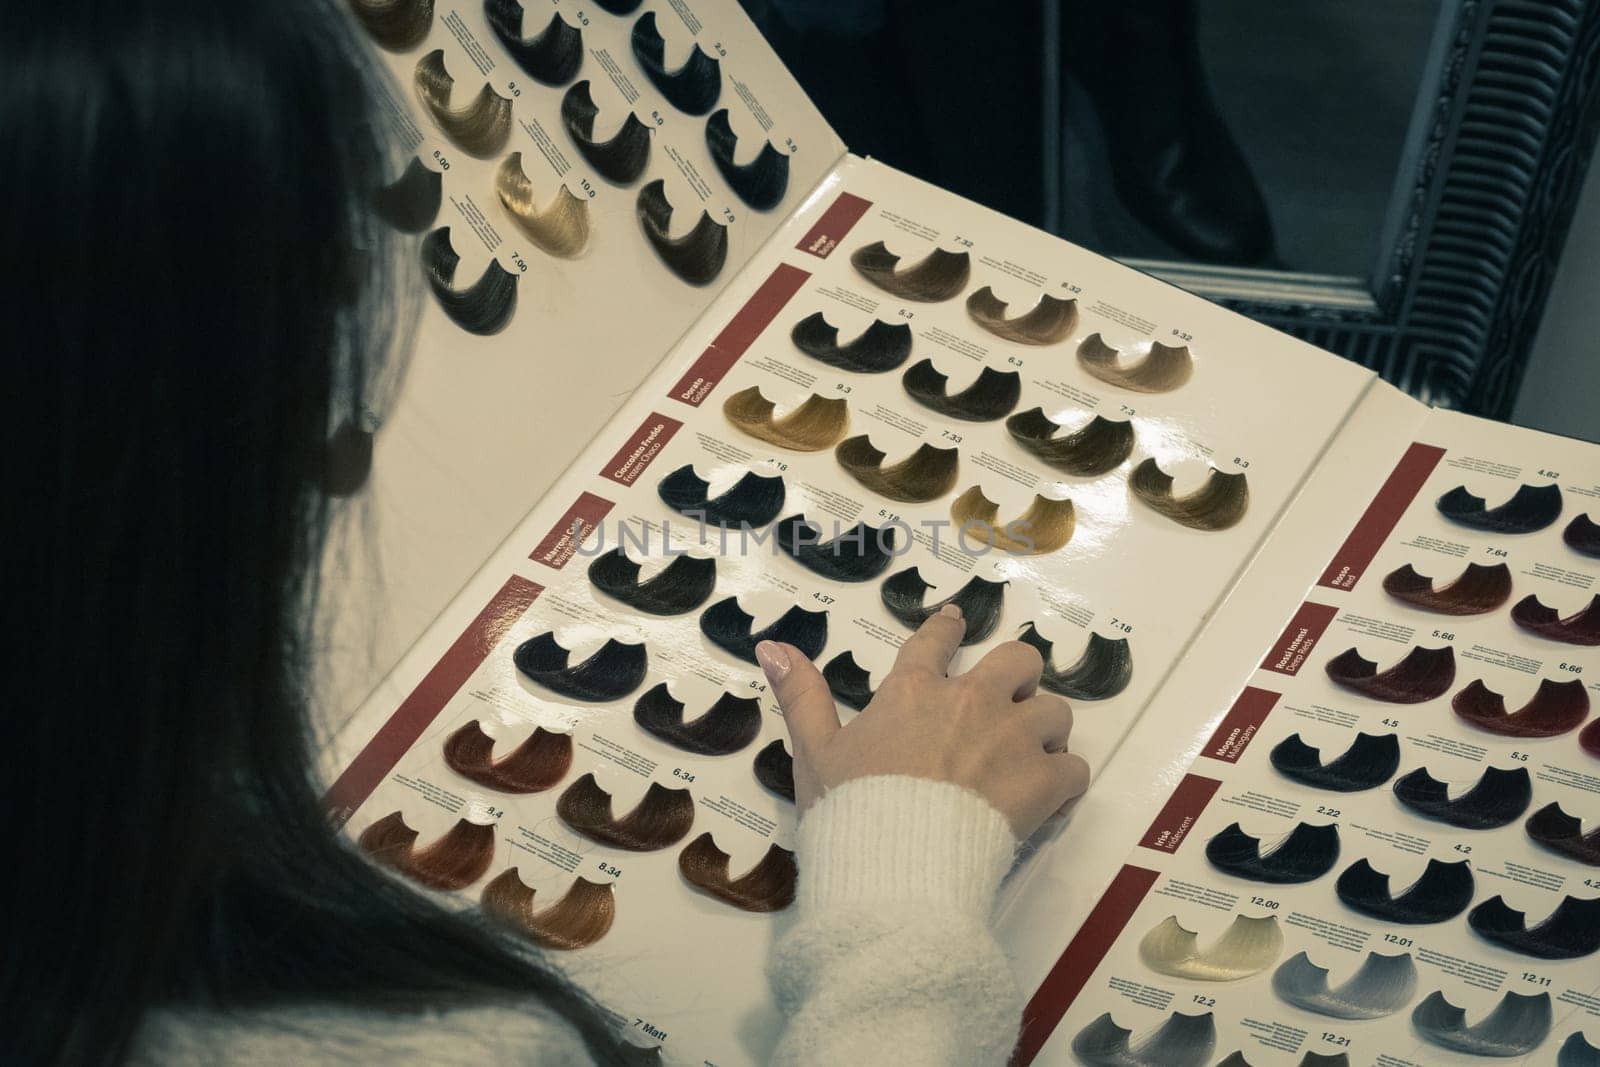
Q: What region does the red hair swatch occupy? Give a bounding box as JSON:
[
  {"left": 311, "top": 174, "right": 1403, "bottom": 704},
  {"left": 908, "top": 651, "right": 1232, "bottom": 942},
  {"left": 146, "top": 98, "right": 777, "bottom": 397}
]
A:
[
  {"left": 1382, "top": 562, "right": 1512, "bottom": 615},
  {"left": 1325, "top": 645, "right": 1455, "bottom": 703},
  {"left": 443, "top": 719, "right": 573, "bottom": 793},
  {"left": 1524, "top": 803, "right": 1600, "bottom": 866},
  {"left": 358, "top": 811, "right": 495, "bottom": 890},
  {"left": 678, "top": 832, "right": 797, "bottom": 911},
  {"left": 480, "top": 868, "right": 616, "bottom": 949},
  {"left": 1564, "top": 513, "right": 1600, "bottom": 558},
  {"left": 1452, "top": 678, "right": 1590, "bottom": 738},
  {"left": 1583, "top": 718, "right": 1600, "bottom": 759},
  {"left": 1510, "top": 593, "right": 1600, "bottom": 646},
  {"left": 556, "top": 772, "right": 695, "bottom": 851}
]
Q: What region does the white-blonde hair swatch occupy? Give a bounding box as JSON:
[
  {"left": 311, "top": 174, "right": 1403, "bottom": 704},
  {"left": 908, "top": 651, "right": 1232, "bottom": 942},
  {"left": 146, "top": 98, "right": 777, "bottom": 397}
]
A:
[{"left": 1138, "top": 914, "right": 1283, "bottom": 982}]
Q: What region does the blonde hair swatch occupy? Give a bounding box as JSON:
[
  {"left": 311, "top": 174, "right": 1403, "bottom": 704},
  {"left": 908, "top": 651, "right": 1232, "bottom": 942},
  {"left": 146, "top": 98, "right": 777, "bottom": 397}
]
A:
[
  {"left": 1130, "top": 457, "right": 1249, "bottom": 531},
  {"left": 349, "top": 0, "right": 434, "bottom": 51},
  {"left": 413, "top": 49, "right": 513, "bottom": 158},
  {"left": 965, "top": 286, "right": 1077, "bottom": 345},
  {"left": 358, "top": 811, "right": 495, "bottom": 891},
  {"left": 722, "top": 386, "right": 849, "bottom": 451},
  {"left": 1005, "top": 408, "right": 1134, "bottom": 476},
  {"left": 443, "top": 719, "right": 573, "bottom": 793},
  {"left": 849, "top": 240, "right": 971, "bottom": 302},
  {"left": 556, "top": 772, "right": 695, "bottom": 851},
  {"left": 481, "top": 868, "right": 615, "bottom": 950},
  {"left": 835, "top": 435, "right": 959, "bottom": 502},
  {"left": 1138, "top": 913, "right": 1283, "bottom": 981},
  {"left": 950, "top": 485, "right": 1075, "bottom": 555},
  {"left": 678, "top": 832, "right": 797, "bottom": 911},
  {"left": 495, "top": 154, "right": 591, "bottom": 258},
  {"left": 1078, "top": 333, "right": 1194, "bottom": 393},
  {"left": 637, "top": 179, "right": 728, "bottom": 286}
]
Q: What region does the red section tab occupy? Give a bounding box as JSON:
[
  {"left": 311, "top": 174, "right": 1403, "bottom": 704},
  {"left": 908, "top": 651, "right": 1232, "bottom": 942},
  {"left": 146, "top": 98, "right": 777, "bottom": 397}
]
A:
[
  {"left": 1013, "top": 864, "right": 1160, "bottom": 1065},
  {"left": 1261, "top": 600, "right": 1339, "bottom": 676},
  {"left": 1203, "top": 686, "right": 1282, "bottom": 763},
  {"left": 325, "top": 575, "right": 543, "bottom": 824},
  {"left": 601, "top": 412, "right": 683, "bottom": 487},
  {"left": 1138, "top": 773, "right": 1222, "bottom": 853},
  {"left": 796, "top": 191, "right": 873, "bottom": 259},
  {"left": 1318, "top": 442, "right": 1447, "bottom": 591},
  {"left": 668, "top": 263, "right": 811, "bottom": 406},
  {"left": 529, "top": 492, "right": 613, "bottom": 569}
]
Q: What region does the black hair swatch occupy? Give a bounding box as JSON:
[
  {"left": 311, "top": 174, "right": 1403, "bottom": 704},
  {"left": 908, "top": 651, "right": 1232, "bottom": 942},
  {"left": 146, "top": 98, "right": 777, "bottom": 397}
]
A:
[
  {"left": 699, "top": 597, "right": 827, "bottom": 663},
  {"left": 637, "top": 178, "right": 728, "bottom": 285},
  {"left": 1382, "top": 561, "right": 1513, "bottom": 616},
  {"left": 350, "top": 0, "right": 435, "bottom": 51},
  {"left": 849, "top": 240, "right": 972, "bottom": 302},
  {"left": 587, "top": 547, "right": 716, "bottom": 616},
  {"left": 1469, "top": 894, "right": 1600, "bottom": 959},
  {"left": 1129, "top": 458, "right": 1249, "bottom": 531},
  {"left": 965, "top": 286, "right": 1077, "bottom": 345},
  {"left": 1392, "top": 764, "right": 1532, "bottom": 829},
  {"left": 1324, "top": 644, "right": 1455, "bottom": 704},
  {"left": 1525, "top": 802, "right": 1600, "bottom": 866},
  {"left": 1004, "top": 408, "right": 1135, "bottom": 477},
  {"left": 632, "top": 682, "right": 761, "bottom": 756},
  {"left": 1070, "top": 1010, "right": 1216, "bottom": 1067},
  {"left": 630, "top": 11, "right": 720, "bottom": 115},
  {"left": 1412, "top": 989, "right": 1552, "bottom": 1057},
  {"left": 1560, "top": 1031, "right": 1600, "bottom": 1067},
  {"left": 485, "top": 0, "right": 583, "bottom": 85},
  {"left": 880, "top": 568, "right": 1005, "bottom": 646},
  {"left": 901, "top": 359, "right": 1021, "bottom": 422},
  {"left": 1269, "top": 732, "right": 1400, "bottom": 792},
  {"left": 1565, "top": 513, "right": 1600, "bottom": 558},
  {"left": 593, "top": 0, "right": 642, "bottom": 12},
  {"left": 823, "top": 651, "right": 876, "bottom": 710},
  {"left": 775, "top": 515, "right": 897, "bottom": 582},
  {"left": 657, "top": 464, "right": 785, "bottom": 528},
  {"left": 420, "top": 227, "right": 517, "bottom": 335},
  {"left": 753, "top": 739, "right": 794, "bottom": 801},
  {"left": 1452, "top": 677, "right": 1590, "bottom": 737},
  {"left": 1016, "top": 623, "right": 1132, "bottom": 701},
  {"left": 1436, "top": 482, "right": 1563, "bottom": 534},
  {"left": 789, "top": 312, "right": 913, "bottom": 373},
  {"left": 835, "top": 436, "right": 960, "bottom": 503},
  {"left": 513, "top": 632, "right": 648, "bottom": 702},
  {"left": 1510, "top": 593, "right": 1600, "bottom": 646},
  {"left": 1205, "top": 822, "right": 1341, "bottom": 884},
  {"left": 560, "top": 80, "right": 651, "bottom": 184},
  {"left": 705, "top": 109, "right": 788, "bottom": 210},
  {"left": 1336, "top": 857, "right": 1475, "bottom": 924},
  {"left": 373, "top": 156, "right": 442, "bottom": 233}
]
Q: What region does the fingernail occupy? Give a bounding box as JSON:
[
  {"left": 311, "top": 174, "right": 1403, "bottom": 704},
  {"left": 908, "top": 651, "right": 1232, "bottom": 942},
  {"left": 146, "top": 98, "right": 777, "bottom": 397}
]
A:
[
  {"left": 755, "top": 640, "right": 790, "bottom": 681},
  {"left": 939, "top": 603, "right": 963, "bottom": 621}
]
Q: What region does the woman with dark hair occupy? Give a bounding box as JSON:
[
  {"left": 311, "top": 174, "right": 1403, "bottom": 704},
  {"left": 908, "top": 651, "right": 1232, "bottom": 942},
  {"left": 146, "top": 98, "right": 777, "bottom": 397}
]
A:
[{"left": 1, "top": 2, "right": 1089, "bottom": 1063}]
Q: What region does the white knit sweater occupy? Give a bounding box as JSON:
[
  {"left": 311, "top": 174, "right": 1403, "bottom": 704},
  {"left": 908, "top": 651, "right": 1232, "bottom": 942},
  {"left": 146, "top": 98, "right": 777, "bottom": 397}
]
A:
[{"left": 131, "top": 776, "right": 1022, "bottom": 1065}]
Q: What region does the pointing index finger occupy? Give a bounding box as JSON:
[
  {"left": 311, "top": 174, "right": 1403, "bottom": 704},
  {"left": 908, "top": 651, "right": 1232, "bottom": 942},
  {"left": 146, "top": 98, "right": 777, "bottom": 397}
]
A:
[{"left": 892, "top": 603, "right": 966, "bottom": 676}]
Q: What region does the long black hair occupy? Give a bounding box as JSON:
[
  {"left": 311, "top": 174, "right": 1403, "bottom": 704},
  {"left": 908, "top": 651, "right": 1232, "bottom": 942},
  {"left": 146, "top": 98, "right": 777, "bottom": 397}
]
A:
[{"left": 1, "top": 2, "right": 626, "bottom": 1062}]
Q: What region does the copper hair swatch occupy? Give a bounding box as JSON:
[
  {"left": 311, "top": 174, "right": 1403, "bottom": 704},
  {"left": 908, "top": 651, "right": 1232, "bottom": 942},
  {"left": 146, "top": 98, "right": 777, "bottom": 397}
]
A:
[
  {"left": 481, "top": 868, "right": 615, "bottom": 950},
  {"left": 1436, "top": 482, "right": 1563, "bottom": 533},
  {"left": 1382, "top": 561, "right": 1512, "bottom": 615},
  {"left": 637, "top": 179, "right": 728, "bottom": 286},
  {"left": 1137, "top": 913, "right": 1282, "bottom": 981},
  {"left": 706, "top": 109, "right": 788, "bottom": 210},
  {"left": 1269, "top": 731, "right": 1400, "bottom": 792},
  {"left": 1071, "top": 1011, "right": 1216, "bottom": 1067},
  {"left": 965, "top": 286, "right": 1077, "bottom": 345},
  {"left": 349, "top": 0, "right": 434, "bottom": 51},
  {"left": 495, "top": 154, "right": 591, "bottom": 258},
  {"left": 420, "top": 227, "right": 517, "bottom": 335},
  {"left": 835, "top": 435, "right": 959, "bottom": 503},
  {"left": 630, "top": 11, "right": 721, "bottom": 115},
  {"left": 1469, "top": 894, "right": 1600, "bottom": 959},
  {"left": 1525, "top": 802, "right": 1600, "bottom": 866},
  {"left": 1129, "top": 457, "right": 1249, "bottom": 531},
  {"left": 699, "top": 597, "right": 828, "bottom": 662},
  {"left": 1077, "top": 333, "right": 1193, "bottom": 393},
  {"left": 633, "top": 682, "right": 761, "bottom": 756},
  {"left": 556, "top": 772, "right": 694, "bottom": 850},
  {"left": 1324, "top": 644, "right": 1455, "bottom": 703},
  {"left": 1566, "top": 513, "right": 1600, "bottom": 557},
  {"left": 880, "top": 568, "right": 1006, "bottom": 646},
  {"left": 485, "top": 0, "right": 582, "bottom": 86},
  {"left": 1452, "top": 677, "right": 1590, "bottom": 737},
  {"left": 1393, "top": 764, "right": 1531, "bottom": 829},
  {"left": 678, "top": 832, "right": 797, "bottom": 911},
  {"left": 587, "top": 546, "right": 716, "bottom": 616},
  {"left": 753, "top": 738, "right": 795, "bottom": 801},
  {"left": 1336, "top": 857, "right": 1475, "bottom": 924},
  {"left": 374, "top": 156, "right": 442, "bottom": 233},
  {"left": 1016, "top": 623, "right": 1133, "bottom": 701},
  {"left": 722, "top": 387, "right": 849, "bottom": 451},
  {"left": 849, "top": 240, "right": 971, "bottom": 302},
  {"left": 775, "top": 515, "right": 898, "bottom": 582},
  {"left": 1205, "top": 821, "right": 1340, "bottom": 884},
  {"left": 950, "top": 486, "right": 1075, "bottom": 555},
  {"left": 657, "top": 464, "right": 785, "bottom": 528},
  {"left": 561, "top": 80, "right": 650, "bottom": 184},
  {"left": 1412, "top": 989, "right": 1551, "bottom": 1057},
  {"left": 901, "top": 359, "right": 1020, "bottom": 421},
  {"left": 1272, "top": 949, "right": 1418, "bottom": 1020},
  {"left": 513, "top": 631, "right": 648, "bottom": 702},
  {"left": 1004, "top": 408, "right": 1134, "bottom": 476},
  {"left": 443, "top": 719, "right": 573, "bottom": 793},
  {"left": 1510, "top": 592, "right": 1600, "bottom": 645},
  {"left": 358, "top": 811, "right": 495, "bottom": 891},
  {"left": 789, "top": 312, "right": 913, "bottom": 373},
  {"left": 413, "top": 49, "right": 513, "bottom": 157},
  {"left": 823, "top": 650, "right": 876, "bottom": 710},
  {"left": 1560, "top": 1032, "right": 1600, "bottom": 1066}
]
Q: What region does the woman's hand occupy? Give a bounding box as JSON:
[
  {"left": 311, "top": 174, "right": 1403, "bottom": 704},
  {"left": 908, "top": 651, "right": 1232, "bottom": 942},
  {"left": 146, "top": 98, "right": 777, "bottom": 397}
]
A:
[{"left": 755, "top": 604, "right": 1092, "bottom": 838}]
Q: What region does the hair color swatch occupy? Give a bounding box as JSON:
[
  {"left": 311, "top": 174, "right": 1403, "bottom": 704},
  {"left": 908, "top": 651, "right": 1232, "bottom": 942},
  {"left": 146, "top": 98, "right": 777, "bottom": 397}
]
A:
[
  {"left": 1510, "top": 593, "right": 1600, "bottom": 646},
  {"left": 1525, "top": 802, "right": 1600, "bottom": 866},
  {"left": 1205, "top": 821, "right": 1340, "bottom": 884},
  {"left": 443, "top": 719, "right": 573, "bottom": 793},
  {"left": 1560, "top": 1031, "right": 1600, "bottom": 1066},
  {"left": 420, "top": 227, "right": 517, "bottom": 335},
  {"left": 637, "top": 179, "right": 728, "bottom": 286},
  {"left": 753, "top": 738, "right": 795, "bottom": 801},
  {"left": 849, "top": 240, "right": 971, "bottom": 302},
  {"left": 1471, "top": 894, "right": 1600, "bottom": 960},
  {"left": 835, "top": 435, "right": 959, "bottom": 502},
  {"left": 1586, "top": 718, "right": 1600, "bottom": 759},
  {"left": 964, "top": 286, "right": 1077, "bottom": 345},
  {"left": 374, "top": 156, "right": 442, "bottom": 233},
  {"left": 1137, "top": 914, "right": 1282, "bottom": 981},
  {"left": 495, "top": 154, "right": 591, "bottom": 258},
  {"left": 1336, "top": 857, "right": 1475, "bottom": 924},
  {"left": 485, "top": 0, "right": 582, "bottom": 85},
  {"left": 789, "top": 312, "right": 913, "bottom": 373},
  {"left": 901, "top": 359, "right": 1020, "bottom": 422},
  {"left": 1412, "top": 990, "right": 1551, "bottom": 1057},
  {"left": 823, "top": 650, "right": 876, "bottom": 710},
  {"left": 1382, "top": 561, "right": 1513, "bottom": 616},
  {"left": 705, "top": 109, "right": 788, "bottom": 210},
  {"left": 1129, "top": 458, "right": 1249, "bottom": 531},
  {"left": 950, "top": 486, "right": 1075, "bottom": 555},
  {"left": 350, "top": 0, "right": 434, "bottom": 51},
  {"left": 1070, "top": 1011, "right": 1216, "bottom": 1067},
  {"left": 481, "top": 869, "right": 614, "bottom": 950},
  {"left": 678, "top": 832, "right": 797, "bottom": 911},
  {"left": 1272, "top": 949, "right": 1418, "bottom": 1019},
  {"left": 513, "top": 631, "right": 648, "bottom": 702},
  {"left": 633, "top": 682, "right": 761, "bottom": 756},
  {"left": 1566, "top": 514, "right": 1600, "bottom": 558},
  {"left": 722, "top": 387, "right": 849, "bottom": 451},
  {"left": 880, "top": 568, "right": 1005, "bottom": 646},
  {"left": 556, "top": 772, "right": 694, "bottom": 850},
  {"left": 1436, "top": 483, "right": 1563, "bottom": 534},
  {"left": 1392, "top": 764, "right": 1532, "bottom": 829},
  {"left": 358, "top": 811, "right": 495, "bottom": 891},
  {"left": 414, "top": 49, "right": 513, "bottom": 157},
  {"left": 657, "top": 464, "right": 785, "bottom": 527},
  {"left": 1016, "top": 623, "right": 1133, "bottom": 701},
  {"left": 1452, "top": 677, "right": 1590, "bottom": 737},
  {"left": 1004, "top": 408, "right": 1134, "bottom": 476},
  {"left": 561, "top": 80, "right": 651, "bottom": 183},
  {"left": 587, "top": 547, "right": 716, "bottom": 615},
  {"left": 775, "top": 515, "right": 897, "bottom": 582},
  {"left": 594, "top": 0, "right": 642, "bottom": 12},
  {"left": 1077, "top": 333, "right": 1193, "bottom": 393},
  {"left": 1270, "top": 732, "right": 1400, "bottom": 792},
  {"left": 699, "top": 597, "right": 827, "bottom": 662},
  {"left": 1324, "top": 644, "right": 1455, "bottom": 704},
  {"left": 630, "top": 11, "right": 720, "bottom": 115}
]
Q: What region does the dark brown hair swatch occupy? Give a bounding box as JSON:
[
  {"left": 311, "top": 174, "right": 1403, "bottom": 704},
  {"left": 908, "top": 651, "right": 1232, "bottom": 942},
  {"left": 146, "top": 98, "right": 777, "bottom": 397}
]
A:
[
  {"left": 1005, "top": 408, "right": 1134, "bottom": 477},
  {"left": 1393, "top": 764, "right": 1532, "bottom": 829},
  {"left": 560, "top": 80, "right": 651, "bottom": 184},
  {"left": 1452, "top": 677, "right": 1590, "bottom": 737},
  {"left": 1525, "top": 802, "right": 1600, "bottom": 866},
  {"left": 789, "top": 312, "right": 913, "bottom": 373},
  {"left": 1324, "top": 644, "right": 1455, "bottom": 703},
  {"left": 586, "top": 546, "right": 716, "bottom": 616},
  {"left": 1077, "top": 333, "right": 1194, "bottom": 393},
  {"left": 1469, "top": 894, "right": 1600, "bottom": 959},
  {"left": 443, "top": 719, "right": 573, "bottom": 793},
  {"left": 657, "top": 464, "right": 785, "bottom": 528},
  {"left": 901, "top": 359, "right": 1021, "bottom": 421},
  {"left": 420, "top": 227, "right": 517, "bottom": 335},
  {"left": 485, "top": 0, "right": 582, "bottom": 85},
  {"left": 1129, "top": 457, "right": 1249, "bottom": 531},
  {"left": 1436, "top": 482, "right": 1563, "bottom": 533},
  {"left": 1016, "top": 622, "right": 1132, "bottom": 701},
  {"left": 1412, "top": 989, "right": 1552, "bottom": 1057},
  {"left": 835, "top": 435, "right": 959, "bottom": 502},
  {"left": 1205, "top": 821, "right": 1341, "bottom": 884},
  {"left": 1585, "top": 718, "right": 1600, "bottom": 759},
  {"left": 722, "top": 387, "right": 849, "bottom": 451},
  {"left": 1336, "top": 857, "right": 1475, "bottom": 924},
  {"left": 633, "top": 682, "right": 761, "bottom": 756},
  {"left": 678, "top": 832, "right": 797, "bottom": 911},
  {"left": 706, "top": 109, "right": 788, "bottom": 210},
  {"left": 1270, "top": 732, "right": 1401, "bottom": 792},
  {"left": 950, "top": 486, "right": 1075, "bottom": 555},
  {"left": 823, "top": 650, "right": 876, "bottom": 710},
  {"left": 849, "top": 240, "right": 971, "bottom": 302},
  {"left": 637, "top": 178, "right": 728, "bottom": 286},
  {"left": 556, "top": 772, "right": 694, "bottom": 850},
  {"left": 594, "top": 0, "right": 642, "bottom": 12},
  {"left": 753, "top": 739, "right": 795, "bottom": 801},
  {"left": 1382, "top": 561, "right": 1512, "bottom": 615},
  {"left": 630, "top": 11, "right": 721, "bottom": 115},
  {"left": 495, "top": 154, "right": 591, "bottom": 258},
  {"left": 349, "top": 0, "right": 435, "bottom": 51},
  {"left": 413, "top": 49, "right": 513, "bottom": 157},
  {"left": 480, "top": 868, "right": 614, "bottom": 950},
  {"left": 512, "top": 631, "right": 648, "bottom": 702},
  {"left": 775, "top": 515, "right": 898, "bottom": 582},
  {"left": 358, "top": 811, "right": 495, "bottom": 891},
  {"left": 1510, "top": 593, "right": 1600, "bottom": 646},
  {"left": 880, "top": 567, "right": 1005, "bottom": 646},
  {"left": 699, "top": 597, "right": 828, "bottom": 662},
  {"left": 964, "top": 286, "right": 1077, "bottom": 345},
  {"left": 1071, "top": 1010, "right": 1216, "bottom": 1067},
  {"left": 374, "top": 156, "right": 442, "bottom": 233},
  {"left": 1565, "top": 513, "right": 1600, "bottom": 558}
]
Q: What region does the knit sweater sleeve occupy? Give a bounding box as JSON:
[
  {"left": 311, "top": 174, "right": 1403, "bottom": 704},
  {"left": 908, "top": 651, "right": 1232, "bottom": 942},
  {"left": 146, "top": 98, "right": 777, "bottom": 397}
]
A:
[{"left": 767, "top": 775, "right": 1022, "bottom": 1066}]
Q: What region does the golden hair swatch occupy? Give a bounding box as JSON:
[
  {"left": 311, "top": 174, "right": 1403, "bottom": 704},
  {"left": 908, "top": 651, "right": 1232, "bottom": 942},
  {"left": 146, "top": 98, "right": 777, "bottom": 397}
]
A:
[
  {"left": 637, "top": 179, "right": 728, "bottom": 286},
  {"left": 835, "top": 434, "right": 959, "bottom": 502},
  {"left": 950, "top": 485, "right": 1075, "bottom": 555},
  {"left": 358, "top": 811, "right": 495, "bottom": 891},
  {"left": 678, "top": 832, "right": 797, "bottom": 911},
  {"left": 481, "top": 868, "right": 615, "bottom": 950},
  {"left": 1078, "top": 333, "right": 1194, "bottom": 393},
  {"left": 413, "top": 49, "right": 513, "bottom": 158},
  {"left": 561, "top": 80, "right": 651, "bottom": 184},
  {"left": 1005, "top": 408, "right": 1134, "bottom": 476},
  {"left": 965, "top": 286, "right": 1077, "bottom": 345},
  {"left": 1130, "top": 457, "right": 1249, "bottom": 531},
  {"left": 495, "top": 153, "right": 591, "bottom": 258},
  {"left": 849, "top": 240, "right": 971, "bottom": 302},
  {"left": 443, "top": 719, "right": 573, "bottom": 793},
  {"left": 349, "top": 0, "right": 435, "bottom": 51},
  {"left": 420, "top": 227, "right": 518, "bottom": 335},
  {"left": 722, "top": 386, "right": 849, "bottom": 451},
  {"left": 1138, "top": 914, "right": 1283, "bottom": 981},
  {"left": 556, "top": 772, "right": 695, "bottom": 851}
]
